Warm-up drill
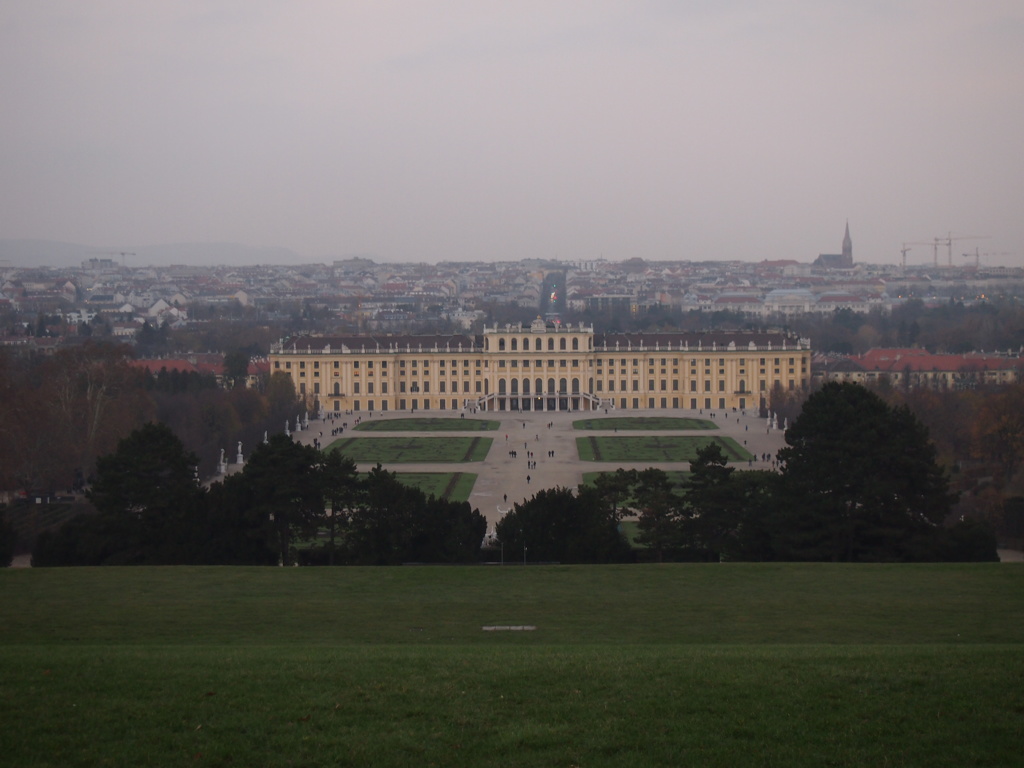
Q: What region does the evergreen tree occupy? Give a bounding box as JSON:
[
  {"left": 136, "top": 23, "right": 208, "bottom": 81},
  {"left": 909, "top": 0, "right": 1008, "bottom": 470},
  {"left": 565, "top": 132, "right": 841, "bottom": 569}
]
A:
[
  {"left": 341, "top": 465, "right": 486, "bottom": 565},
  {"left": 35, "top": 423, "right": 205, "bottom": 565},
  {"left": 634, "top": 468, "right": 683, "bottom": 562},
  {"left": 680, "top": 443, "right": 737, "bottom": 560},
  {"left": 201, "top": 473, "right": 277, "bottom": 565},
  {"left": 0, "top": 504, "right": 16, "bottom": 567},
  {"left": 223, "top": 350, "right": 251, "bottom": 388},
  {"left": 496, "top": 485, "right": 631, "bottom": 564},
  {"left": 241, "top": 434, "right": 324, "bottom": 565},
  {"left": 321, "top": 450, "right": 360, "bottom": 565},
  {"left": 775, "top": 382, "right": 956, "bottom": 561}
]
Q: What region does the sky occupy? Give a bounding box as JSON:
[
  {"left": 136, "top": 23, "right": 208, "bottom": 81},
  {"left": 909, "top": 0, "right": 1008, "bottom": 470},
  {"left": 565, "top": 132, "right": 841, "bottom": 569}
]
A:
[{"left": 2, "top": 1, "right": 1023, "bottom": 267}]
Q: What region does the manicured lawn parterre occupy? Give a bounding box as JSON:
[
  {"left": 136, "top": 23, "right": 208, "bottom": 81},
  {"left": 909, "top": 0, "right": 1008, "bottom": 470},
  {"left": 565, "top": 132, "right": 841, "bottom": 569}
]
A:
[
  {"left": 1, "top": 565, "right": 1022, "bottom": 767},
  {"left": 327, "top": 436, "right": 492, "bottom": 463},
  {"left": 390, "top": 472, "right": 477, "bottom": 502},
  {"left": 354, "top": 417, "right": 500, "bottom": 432},
  {"left": 577, "top": 435, "right": 752, "bottom": 462},
  {"left": 4, "top": 502, "right": 87, "bottom": 546},
  {"left": 582, "top": 470, "right": 689, "bottom": 489},
  {"left": 573, "top": 416, "right": 716, "bottom": 431}
]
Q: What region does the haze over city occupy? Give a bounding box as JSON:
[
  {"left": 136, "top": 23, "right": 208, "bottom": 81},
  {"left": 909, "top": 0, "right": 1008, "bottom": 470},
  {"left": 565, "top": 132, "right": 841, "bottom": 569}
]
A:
[{"left": 2, "top": 1, "right": 1022, "bottom": 267}]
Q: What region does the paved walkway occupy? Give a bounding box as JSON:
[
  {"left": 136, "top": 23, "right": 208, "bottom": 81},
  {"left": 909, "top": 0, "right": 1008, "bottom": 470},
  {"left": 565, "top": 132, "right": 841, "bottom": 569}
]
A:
[{"left": 292, "top": 408, "right": 788, "bottom": 529}]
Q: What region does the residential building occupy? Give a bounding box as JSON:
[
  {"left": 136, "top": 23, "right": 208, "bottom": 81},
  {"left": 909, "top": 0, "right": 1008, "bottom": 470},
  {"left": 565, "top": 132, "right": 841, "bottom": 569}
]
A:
[{"left": 817, "top": 348, "right": 1021, "bottom": 389}]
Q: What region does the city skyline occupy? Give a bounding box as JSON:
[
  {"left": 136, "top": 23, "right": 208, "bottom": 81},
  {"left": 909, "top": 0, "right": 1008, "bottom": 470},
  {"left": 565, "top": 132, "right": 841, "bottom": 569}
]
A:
[{"left": 2, "top": 2, "right": 1022, "bottom": 267}]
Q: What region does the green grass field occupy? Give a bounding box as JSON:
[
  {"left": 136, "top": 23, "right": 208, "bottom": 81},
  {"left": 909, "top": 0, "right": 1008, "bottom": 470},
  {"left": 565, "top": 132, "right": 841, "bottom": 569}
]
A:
[
  {"left": 391, "top": 472, "right": 477, "bottom": 501},
  {"left": 577, "top": 435, "right": 753, "bottom": 462},
  {"left": 573, "top": 416, "right": 716, "bottom": 430},
  {"left": 582, "top": 470, "right": 689, "bottom": 488},
  {"left": 1, "top": 565, "right": 1022, "bottom": 767},
  {"left": 4, "top": 501, "right": 87, "bottom": 547},
  {"left": 354, "top": 417, "right": 500, "bottom": 432},
  {"left": 327, "top": 436, "right": 493, "bottom": 463}
]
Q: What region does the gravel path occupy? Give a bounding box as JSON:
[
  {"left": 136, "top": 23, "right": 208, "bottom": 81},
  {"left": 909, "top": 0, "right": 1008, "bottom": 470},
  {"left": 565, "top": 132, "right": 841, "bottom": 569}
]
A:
[{"left": 294, "top": 407, "right": 787, "bottom": 529}]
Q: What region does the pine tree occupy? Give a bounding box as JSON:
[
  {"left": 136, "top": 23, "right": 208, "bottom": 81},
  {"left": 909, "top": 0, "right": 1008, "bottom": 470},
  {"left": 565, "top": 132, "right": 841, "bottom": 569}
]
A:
[{"left": 775, "top": 382, "right": 955, "bottom": 561}]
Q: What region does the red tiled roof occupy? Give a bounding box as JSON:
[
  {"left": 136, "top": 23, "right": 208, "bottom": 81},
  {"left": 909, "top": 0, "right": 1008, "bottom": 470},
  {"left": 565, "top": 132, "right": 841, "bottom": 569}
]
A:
[
  {"left": 855, "top": 348, "right": 1019, "bottom": 372},
  {"left": 128, "top": 359, "right": 199, "bottom": 374}
]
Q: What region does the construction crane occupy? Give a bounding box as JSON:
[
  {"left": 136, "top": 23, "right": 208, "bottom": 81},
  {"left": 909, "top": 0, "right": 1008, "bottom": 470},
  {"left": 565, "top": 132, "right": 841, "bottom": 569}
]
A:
[
  {"left": 963, "top": 249, "right": 1014, "bottom": 269},
  {"left": 932, "top": 233, "right": 989, "bottom": 267},
  {"left": 900, "top": 241, "right": 933, "bottom": 272},
  {"left": 88, "top": 250, "right": 135, "bottom": 267},
  {"left": 110, "top": 251, "right": 135, "bottom": 267}
]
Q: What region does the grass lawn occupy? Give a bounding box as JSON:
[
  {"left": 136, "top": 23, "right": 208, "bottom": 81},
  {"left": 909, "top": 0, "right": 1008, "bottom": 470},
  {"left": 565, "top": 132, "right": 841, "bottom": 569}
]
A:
[
  {"left": 327, "top": 436, "right": 492, "bottom": 463},
  {"left": 573, "top": 416, "right": 716, "bottom": 430},
  {"left": 619, "top": 519, "right": 644, "bottom": 545},
  {"left": 1, "top": 565, "right": 1022, "bottom": 767},
  {"left": 4, "top": 501, "right": 88, "bottom": 547},
  {"left": 354, "top": 417, "right": 499, "bottom": 432},
  {"left": 390, "top": 472, "right": 477, "bottom": 502},
  {"left": 581, "top": 470, "right": 689, "bottom": 488},
  {"left": 577, "top": 435, "right": 753, "bottom": 462}
]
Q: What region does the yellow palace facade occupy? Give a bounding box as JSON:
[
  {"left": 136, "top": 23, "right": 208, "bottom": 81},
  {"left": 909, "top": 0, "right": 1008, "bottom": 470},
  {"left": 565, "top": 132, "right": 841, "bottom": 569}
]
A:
[{"left": 269, "top": 319, "right": 811, "bottom": 414}]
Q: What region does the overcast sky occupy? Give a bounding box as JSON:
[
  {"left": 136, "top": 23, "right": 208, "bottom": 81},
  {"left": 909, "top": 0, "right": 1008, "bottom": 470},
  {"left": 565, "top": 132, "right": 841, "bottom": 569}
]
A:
[{"left": 2, "top": 1, "right": 1022, "bottom": 266}]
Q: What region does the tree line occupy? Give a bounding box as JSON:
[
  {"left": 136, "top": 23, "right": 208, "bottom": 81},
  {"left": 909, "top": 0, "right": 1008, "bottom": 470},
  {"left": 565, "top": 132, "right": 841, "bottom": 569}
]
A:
[
  {"left": 22, "top": 382, "right": 1001, "bottom": 566},
  {"left": 31, "top": 424, "right": 486, "bottom": 567},
  {"left": 762, "top": 377, "right": 1024, "bottom": 549},
  {"left": 0, "top": 342, "right": 301, "bottom": 496},
  {"left": 494, "top": 383, "right": 997, "bottom": 563},
  {"left": 580, "top": 296, "right": 1024, "bottom": 355}
]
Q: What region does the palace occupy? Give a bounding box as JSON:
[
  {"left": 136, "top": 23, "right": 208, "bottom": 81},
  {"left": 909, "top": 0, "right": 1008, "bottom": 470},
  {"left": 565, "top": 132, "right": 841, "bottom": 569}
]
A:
[{"left": 269, "top": 319, "right": 811, "bottom": 414}]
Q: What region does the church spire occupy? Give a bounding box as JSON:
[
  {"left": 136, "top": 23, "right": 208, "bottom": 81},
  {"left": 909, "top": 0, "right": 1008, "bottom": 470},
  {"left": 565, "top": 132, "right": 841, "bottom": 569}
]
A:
[{"left": 842, "top": 221, "right": 853, "bottom": 265}]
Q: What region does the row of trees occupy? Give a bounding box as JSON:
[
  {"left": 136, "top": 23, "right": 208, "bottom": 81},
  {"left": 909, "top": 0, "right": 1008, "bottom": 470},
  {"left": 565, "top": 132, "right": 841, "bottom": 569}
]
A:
[
  {"left": 828, "top": 381, "right": 1024, "bottom": 548},
  {"left": 0, "top": 342, "right": 302, "bottom": 495},
  {"left": 30, "top": 383, "right": 998, "bottom": 566},
  {"left": 33, "top": 424, "right": 487, "bottom": 566},
  {"left": 495, "top": 383, "right": 997, "bottom": 563}
]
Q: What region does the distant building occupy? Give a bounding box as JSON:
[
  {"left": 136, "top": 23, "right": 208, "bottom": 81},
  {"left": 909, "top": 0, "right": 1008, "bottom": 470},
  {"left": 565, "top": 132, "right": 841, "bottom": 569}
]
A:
[
  {"left": 270, "top": 319, "right": 812, "bottom": 414},
  {"left": 814, "top": 222, "right": 854, "bottom": 269},
  {"left": 817, "top": 348, "right": 1021, "bottom": 389}
]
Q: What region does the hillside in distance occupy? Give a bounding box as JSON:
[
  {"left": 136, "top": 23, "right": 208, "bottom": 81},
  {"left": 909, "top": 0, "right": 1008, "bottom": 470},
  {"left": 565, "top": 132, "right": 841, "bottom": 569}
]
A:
[{"left": 0, "top": 239, "right": 305, "bottom": 268}]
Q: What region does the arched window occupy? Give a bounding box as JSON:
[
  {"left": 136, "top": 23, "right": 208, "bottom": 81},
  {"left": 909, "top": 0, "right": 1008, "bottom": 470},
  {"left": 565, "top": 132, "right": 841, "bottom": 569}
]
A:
[
  {"left": 572, "top": 378, "right": 580, "bottom": 393},
  {"left": 547, "top": 378, "right": 556, "bottom": 394},
  {"left": 535, "top": 338, "right": 542, "bottom": 351},
  {"left": 535, "top": 378, "right": 543, "bottom": 395},
  {"left": 523, "top": 337, "right": 530, "bottom": 350},
  {"left": 333, "top": 382, "right": 340, "bottom": 395},
  {"left": 511, "top": 338, "right": 518, "bottom": 351},
  {"left": 560, "top": 338, "right": 567, "bottom": 350},
  {"left": 498, "top": 339, "right": 506, "bottom": 351},
  {"left": 560, "top": 378, "right": 567, "bottom": 394},
  {"left": 548, "top": 338, "right": 555, "bottom": 351},
  {"left": 511, "top": 379, "right": 518, "bottom": 394},
  {"left": 498, "top": 379, "right": 506, "bottom": 394},
  {"left": 523, "top": 378, "right": 531, "bottom": 394},
  {"left": 572, "top": 338, "right": 579, "bottom": 351}
]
